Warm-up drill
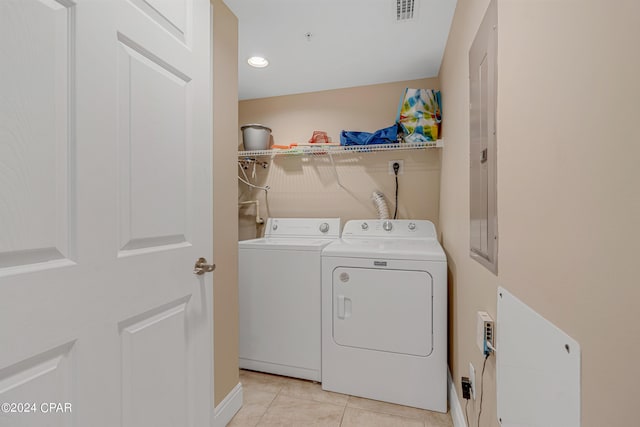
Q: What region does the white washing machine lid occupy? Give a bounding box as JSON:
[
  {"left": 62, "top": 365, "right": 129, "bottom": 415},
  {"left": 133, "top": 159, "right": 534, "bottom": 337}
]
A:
[
  {"left": 322, "top": 238, "right": 446, "bottom": 261},
  {"left": 240, "top": 218, "right": 341, "bottom": 251},
  {"left": 264, "top": 217, "right": 341, "bottom": 238},
  {"left": 239, "top": 237, "right": 337, "bottom": 251}
]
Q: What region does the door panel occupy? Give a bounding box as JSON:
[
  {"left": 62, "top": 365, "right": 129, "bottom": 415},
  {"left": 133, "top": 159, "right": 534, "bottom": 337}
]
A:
[
  {"left": 117, "top": 36, "right": 189, "bottom": 254},
  {"left": 120, "top": 299, "right": 190, "bottom": 427},
  {"left": 0, "top": 0, "right": 73, "bottom": 270},
  {"left": 0, "top": 342, "right": 74, "bottom": 427},
  {"left": 129, "top": 0, "right": 189, "bottom": 43}
]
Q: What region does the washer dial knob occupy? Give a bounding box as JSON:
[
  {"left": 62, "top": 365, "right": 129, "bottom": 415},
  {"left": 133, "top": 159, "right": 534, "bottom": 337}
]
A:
[
  {"left": 319, "top": 222, "right": 330, "bottom": 233},
  {"left": 408, "top": 222, "right": 416, "bottom": 231},
  {"left": 361, "top": 222, "right": 369, "bottom": 230},
  {"left": 382, "top": 220, "right": 393, "bottom": 232}
]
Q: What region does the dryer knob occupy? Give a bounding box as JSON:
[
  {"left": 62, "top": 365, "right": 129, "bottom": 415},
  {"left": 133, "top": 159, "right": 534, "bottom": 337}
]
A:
[
  {"left": 383, "top": 220, "right": 393, "bottom": 232},
  {"left": 272, "top": 224, "right": 278, "bottom": 231},
  {"left": 408, "top": 222, "right": 416, "bottom": 230},
  {"left": 361, "top": 222, "right": 369, "bottom": 230},
  {"left": 319, "top": 223, "right": 330, "bottom": 233}
]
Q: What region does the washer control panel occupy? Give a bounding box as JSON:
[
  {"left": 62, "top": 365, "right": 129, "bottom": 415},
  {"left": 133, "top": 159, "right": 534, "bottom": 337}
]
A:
[
  {"left": 344, "top": 219, "right": 437, "bottom": 239},
  {"left": 265, "top": 218, "right": 341, "bottom": 238}
]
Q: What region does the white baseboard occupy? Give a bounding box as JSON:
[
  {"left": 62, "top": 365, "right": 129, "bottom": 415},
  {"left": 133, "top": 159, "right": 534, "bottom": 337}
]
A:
[
  {"left": 449, "top": 368, "right": 466, "bottom": 427},
  {"left": 212, "top": 382, "right": 243, "bottom": 427}
]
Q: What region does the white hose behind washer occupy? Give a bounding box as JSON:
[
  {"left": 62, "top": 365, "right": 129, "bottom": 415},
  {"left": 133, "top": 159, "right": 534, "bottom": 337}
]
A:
[{"left": 371, "top": 191, "right": 390, "bottom": 219}]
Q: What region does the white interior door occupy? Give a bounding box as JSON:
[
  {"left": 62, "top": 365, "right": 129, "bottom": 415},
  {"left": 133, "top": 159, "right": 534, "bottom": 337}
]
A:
[{"left": 0, "top": 1, "right": 213, "bottom": 426}]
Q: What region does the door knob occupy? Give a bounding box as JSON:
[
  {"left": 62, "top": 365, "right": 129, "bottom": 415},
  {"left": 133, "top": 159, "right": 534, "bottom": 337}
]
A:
[{"left": 193, "top": 257, "right": 215, "bottom": 275}]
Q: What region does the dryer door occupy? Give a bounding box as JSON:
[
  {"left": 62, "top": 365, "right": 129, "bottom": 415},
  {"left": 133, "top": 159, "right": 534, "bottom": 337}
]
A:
[{"left": 332, "top": 267, "right": 433, "bottom": 357}]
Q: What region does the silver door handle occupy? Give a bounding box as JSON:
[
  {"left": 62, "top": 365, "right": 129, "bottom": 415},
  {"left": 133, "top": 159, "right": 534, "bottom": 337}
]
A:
[{"left": 193, "top": 257, "right": 215, "bottom": 275}]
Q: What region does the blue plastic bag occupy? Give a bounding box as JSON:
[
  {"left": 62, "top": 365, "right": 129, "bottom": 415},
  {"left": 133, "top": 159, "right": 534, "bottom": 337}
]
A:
[{"left": 340, "top": 124, "right": 399, "bottom": 146}]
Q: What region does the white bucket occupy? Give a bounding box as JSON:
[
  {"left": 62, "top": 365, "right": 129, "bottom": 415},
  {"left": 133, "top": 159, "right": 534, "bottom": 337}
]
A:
[{"left": 241, "top": 124, "right": 272, "bottom": 151}]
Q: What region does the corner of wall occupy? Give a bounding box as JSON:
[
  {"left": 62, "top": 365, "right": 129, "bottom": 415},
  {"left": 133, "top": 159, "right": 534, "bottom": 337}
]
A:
[
  {"left": 438, "top": 0, "right": 499, "bottom": 425},
  {"left": 212, "top": 0, "right": 240, "bottom": 408},
  {"left": 212, "top": 382, "right": 243, "bottom": 427}
]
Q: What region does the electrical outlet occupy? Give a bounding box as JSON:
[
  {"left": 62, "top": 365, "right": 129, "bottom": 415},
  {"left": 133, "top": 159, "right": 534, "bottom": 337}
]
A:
[
  {"left": 486, "top": 318, "right": 494, "bottom": 351},
  {"left": 388, "top": 160, "right": 404, "bottom": 175},
  {"left": 461, "top": 377, "right": 471, "bottom": 400},
  {"left": 477, "top": 311, "right": 495, "bottom": 356},
  {"left": 469, "top": 362, "right": 476, "bottom": 400}
]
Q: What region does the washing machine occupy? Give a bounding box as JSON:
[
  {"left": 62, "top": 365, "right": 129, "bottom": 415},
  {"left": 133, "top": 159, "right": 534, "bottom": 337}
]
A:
[
  {"left": 239, "top": 217, "right": 340, "bottom": 381},
  {"left": 321, "top": 219, "right": 447, "bottom": 412}
]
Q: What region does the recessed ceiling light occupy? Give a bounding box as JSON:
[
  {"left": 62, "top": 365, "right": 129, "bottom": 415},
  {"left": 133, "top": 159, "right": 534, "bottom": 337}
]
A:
[{"left": 248, "top": 56, "right": 269, "bottom": 68}]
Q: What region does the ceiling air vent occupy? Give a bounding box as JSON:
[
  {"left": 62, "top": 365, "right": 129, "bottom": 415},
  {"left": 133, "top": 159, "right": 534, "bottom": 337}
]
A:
[{"left": 396, "top": 0, "right": 416, "bottom": 21}]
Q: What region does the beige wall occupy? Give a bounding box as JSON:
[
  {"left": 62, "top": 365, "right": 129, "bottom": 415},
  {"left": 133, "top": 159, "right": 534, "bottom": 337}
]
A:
[
  {"left": 440, "top": 0, "right": 640, "bottom": 426},
  {"left": 212, "top": 0, "right": 239, "bottom": 407},
  {"left": 238, "top": 79, "right": 441, "bottom": 240}
]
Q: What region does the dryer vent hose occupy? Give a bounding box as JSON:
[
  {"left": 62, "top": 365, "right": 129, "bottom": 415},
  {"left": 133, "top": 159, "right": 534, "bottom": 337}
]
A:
[{"left": 371, "top": 191, "right": 390, "bottom": 220}]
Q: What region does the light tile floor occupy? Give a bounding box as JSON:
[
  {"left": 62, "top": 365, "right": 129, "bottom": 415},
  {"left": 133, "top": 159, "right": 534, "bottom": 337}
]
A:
[{"left": 229, "top": 370, "right": 453, "bottom": 427}]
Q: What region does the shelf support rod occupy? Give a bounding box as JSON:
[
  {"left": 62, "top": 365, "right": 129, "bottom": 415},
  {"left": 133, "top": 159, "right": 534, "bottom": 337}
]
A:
[{"left": 327, "top": 151, "right": 347, "bottom": 191}]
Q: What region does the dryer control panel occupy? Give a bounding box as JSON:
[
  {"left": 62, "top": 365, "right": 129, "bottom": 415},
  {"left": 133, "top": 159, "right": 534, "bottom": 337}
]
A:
[{"left": 342, "top": 220, "right": 437, "bottom": 239}]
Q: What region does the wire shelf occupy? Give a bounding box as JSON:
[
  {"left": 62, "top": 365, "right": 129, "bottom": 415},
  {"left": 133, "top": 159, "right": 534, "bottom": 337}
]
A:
[{"left": 237, "top": 140, "right": 443, "bottom": 158}]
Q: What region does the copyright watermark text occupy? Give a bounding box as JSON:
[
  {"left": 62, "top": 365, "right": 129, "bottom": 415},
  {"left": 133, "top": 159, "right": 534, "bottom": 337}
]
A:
[{"left": 1, "top": 402, "right": 72, "bottom": 414}]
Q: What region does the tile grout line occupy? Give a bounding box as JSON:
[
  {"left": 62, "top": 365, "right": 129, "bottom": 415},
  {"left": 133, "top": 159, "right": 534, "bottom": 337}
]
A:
[
  {"left": 338, "top": 395, "right": 352, "bottom": 426},
  {"left": 338, "top": 404, "right": 347, "bottom": 426},
  {"left": 241, "top": 371, "right": 450, "bottom": 427},
  {"left": 254, "top": 383, "right": 282, "bottom": 427},
  {"left": 346, "top": 404, "right": 431, "bottom": 427},
  {"left": 345, "top": 398, "right": 431, "bottom": 425}
]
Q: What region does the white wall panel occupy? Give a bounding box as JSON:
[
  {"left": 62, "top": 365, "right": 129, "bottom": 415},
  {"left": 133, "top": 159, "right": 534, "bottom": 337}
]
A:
[{"left": 497, "top": 287, "right": 580, "bottom": 427}]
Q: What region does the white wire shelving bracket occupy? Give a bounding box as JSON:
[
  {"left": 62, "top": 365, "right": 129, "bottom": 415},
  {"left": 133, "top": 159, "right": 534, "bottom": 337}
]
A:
[{"left": 237, "top": 140, "right": 443, "bottom": 158}]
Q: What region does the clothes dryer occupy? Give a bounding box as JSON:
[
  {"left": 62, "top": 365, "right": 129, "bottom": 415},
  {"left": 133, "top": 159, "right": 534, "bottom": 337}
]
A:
[
  {"left": 239, "top": 218, "right": 340, "bottom": 381},
  {"left": 321, "top": 219, "right": 447, "bottom": 412}
]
